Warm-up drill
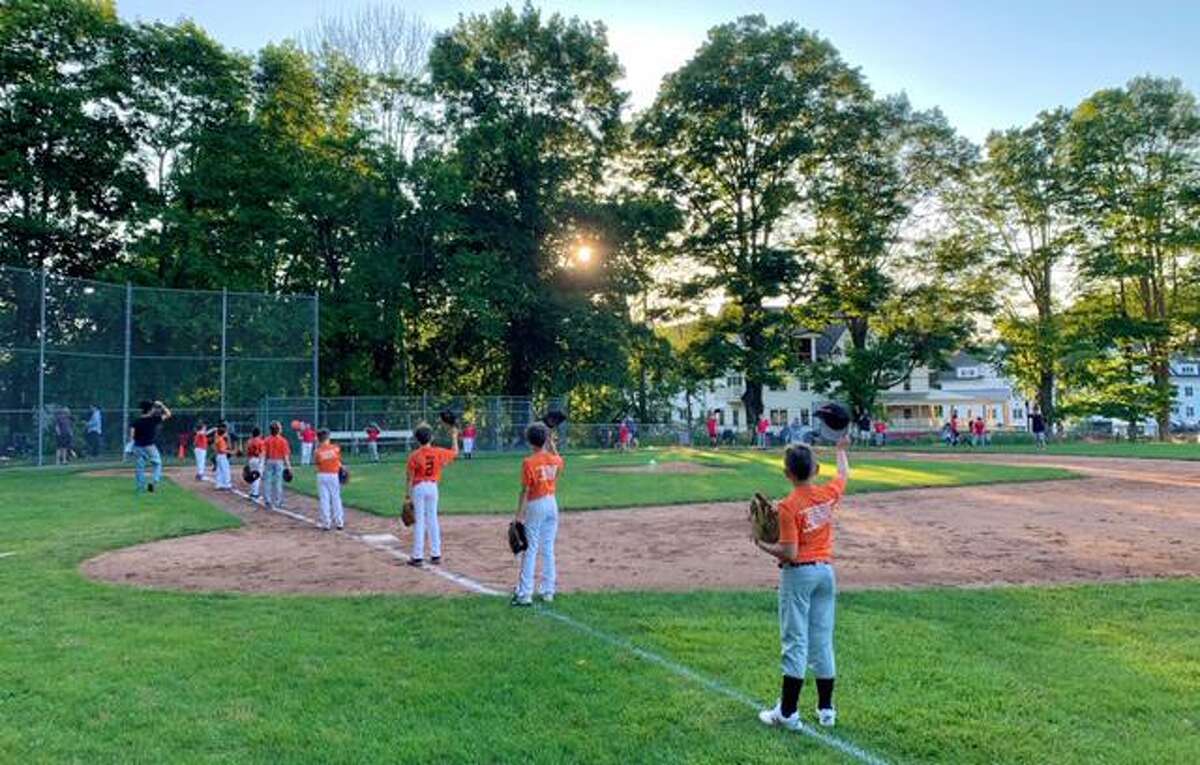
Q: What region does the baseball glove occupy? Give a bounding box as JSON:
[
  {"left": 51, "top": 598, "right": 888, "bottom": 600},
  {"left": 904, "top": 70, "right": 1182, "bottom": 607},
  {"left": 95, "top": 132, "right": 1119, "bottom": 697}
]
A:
[
  {"left": 282, "top": 467, "right": 294, "bottom": 483},
  {"left": 749, "top": 492, "right": 779, "bottom": 544},
  {"left": 439, "top": 410, "right": 457, "bottom": 427},
  {"left": 338, "top": 466, "right": 349, "bottom": 485},
  {"left": 542, "top": 410, "right": 567, "bottom": 429},
  {"left": 400, "top": 497, "right": 415, "bottom": 527},
  {"left": 507, "top": 520, "right": 528, "bottom": 555},
  {"left": 242, "top": 465, "right": 261, "bottom": 484}
]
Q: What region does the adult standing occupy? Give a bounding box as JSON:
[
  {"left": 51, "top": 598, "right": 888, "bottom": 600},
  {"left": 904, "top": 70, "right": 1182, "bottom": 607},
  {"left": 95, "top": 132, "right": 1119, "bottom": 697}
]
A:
[
  {"left": 756, "top": 414, "right": 770, "bottom": 449},
  {"left": 130, "top": 400, "right": 171, "bottom": 493},
  {"left": 1030, "top": 407, "right": 1047, "bottom": 449},
  {"left": 706, "top": 411, "right": 719, "bottom": 448},
  {"left": 85, "top": 405, "right": 103, "bottom": 458},
  {"left": 54, "top": 406, "right": 74, "bottom": 465},
  {"left": 857, "top": 412, "right": 872, "bottom": 446}
]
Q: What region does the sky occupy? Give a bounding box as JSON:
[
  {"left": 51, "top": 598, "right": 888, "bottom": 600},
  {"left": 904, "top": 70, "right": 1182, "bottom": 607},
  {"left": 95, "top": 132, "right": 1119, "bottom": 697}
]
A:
[{"left": 115, "top": 0, "right": 1200, "bottom": 143}]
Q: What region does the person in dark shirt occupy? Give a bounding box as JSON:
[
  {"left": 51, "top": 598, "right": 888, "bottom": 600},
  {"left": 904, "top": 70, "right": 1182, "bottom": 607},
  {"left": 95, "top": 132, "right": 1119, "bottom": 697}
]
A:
[
  {"left": 129, "top": 400, "right": 172, "bottom": 493},
  {"left": 1030, "top": 407, "right": 1047, "bottom": 450}
]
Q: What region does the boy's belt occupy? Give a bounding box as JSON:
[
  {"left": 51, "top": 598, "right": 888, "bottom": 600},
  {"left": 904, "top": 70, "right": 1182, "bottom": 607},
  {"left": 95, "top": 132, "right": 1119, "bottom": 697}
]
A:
[{"left": 780, "top": 560, "right": 830, "bottom": 568}]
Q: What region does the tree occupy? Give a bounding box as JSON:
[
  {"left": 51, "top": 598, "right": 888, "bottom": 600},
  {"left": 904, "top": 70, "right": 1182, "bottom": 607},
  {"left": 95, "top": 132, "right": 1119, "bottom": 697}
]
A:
[
  {"left": 971, "top": 110, "right": 1074, "bottom": 423},
  {"left": 0, "top": 0, "right": 146, "bottom": 275},
  {"left": 636, "top": 16, "right": 859, "bottom": 427},
  {"left": 801, "top": 93, "right": 982, "bottom": 418},
  {"left": 1063, "top": 77, "right": 1200, "bottom": 438},
  {"left": 427, "top": 3, "right": 627, "bottom": 397}
]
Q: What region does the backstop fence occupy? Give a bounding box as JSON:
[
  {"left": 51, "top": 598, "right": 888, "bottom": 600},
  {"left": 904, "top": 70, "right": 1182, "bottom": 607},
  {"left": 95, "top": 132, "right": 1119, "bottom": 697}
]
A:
[{"left": 0, "top": 265, "right": 318, "bottom": 467}]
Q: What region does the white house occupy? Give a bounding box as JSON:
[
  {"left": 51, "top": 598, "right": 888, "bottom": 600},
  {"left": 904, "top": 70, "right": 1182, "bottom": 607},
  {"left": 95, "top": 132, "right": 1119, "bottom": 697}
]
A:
[
  {"left": 880, "top": 351, "right": 1029, "bottom": 432},
  {"left": 674, "top": 326, "right": 849, "bottom": 432},
  {"left": 1170, "top": 358, "right": 1200, "bottom": 427}
]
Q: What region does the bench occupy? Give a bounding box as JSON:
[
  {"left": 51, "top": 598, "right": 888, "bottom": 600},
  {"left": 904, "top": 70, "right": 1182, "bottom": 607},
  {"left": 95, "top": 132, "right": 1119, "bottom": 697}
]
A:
[{"left": 329, "top": 429, "right": 413, "bottom": 454}]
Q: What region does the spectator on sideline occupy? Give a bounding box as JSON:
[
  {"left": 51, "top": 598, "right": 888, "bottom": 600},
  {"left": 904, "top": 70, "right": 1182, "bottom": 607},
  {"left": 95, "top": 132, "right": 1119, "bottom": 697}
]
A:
[
  {"left": 1030, "top": 407, "right": 1047, "bottom": 449},
  {"left": 756, "top": 414, "right": 770, "bottom": 448},
  {"left": 706, "top": 411, "right": 719, "bottom": 448},
  {"left": 873, "top": 419, "right": 887, "bottom": 447},
  {"left": 857, "top": 412, "right": 872, "bottom": 446},
  {"left": 85, "top": 405, "right": 103, "bottom": 458},
  {"left": 54, "top": 406, "right": 74, "bottom": 465},
  {"left": 461, "top": 421, "right": 477, "bottom": 460}
]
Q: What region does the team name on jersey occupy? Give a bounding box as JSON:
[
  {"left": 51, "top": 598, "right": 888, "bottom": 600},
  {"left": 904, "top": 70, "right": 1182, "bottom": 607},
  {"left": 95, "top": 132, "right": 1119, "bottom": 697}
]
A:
[{"left": 803, "top": 500, "right": 836, "bottom": 533}]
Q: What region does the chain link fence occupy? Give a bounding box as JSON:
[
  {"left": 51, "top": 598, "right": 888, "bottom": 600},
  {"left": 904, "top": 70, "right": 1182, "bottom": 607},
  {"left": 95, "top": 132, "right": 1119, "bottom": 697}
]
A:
[{"left": 0, "top": 265, "right": 318, "bottom": 467}]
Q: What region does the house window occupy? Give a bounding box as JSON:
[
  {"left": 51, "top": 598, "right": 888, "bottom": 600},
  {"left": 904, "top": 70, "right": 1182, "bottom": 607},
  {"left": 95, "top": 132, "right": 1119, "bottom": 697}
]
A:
[
  {"left": 903, "top": 407, "right": 913, "bottom": 419},
  {"left": 902, "top": 377, "right": 911, "bottom": 392},
  {"left": 726, "top": 374, "right": 744, "bottom": 389},
  {"left": 1181, "top": 365, "right": 1198, "bottom": 375},
  {"left": 1172, "top": 405, "right": 1180, "bottom": 414},
  {"left": 1186, "top": 386, "right": 1195, "bottom": 398},
  {"left": 799, "top": 379, "right": 809, "bottom": 392},
  {"left": 1188, "top": 406, "right": 1196, "bottom": 417},
  {"left": 797, "top": 337, "right": 814, "bottom": 361},
  {"left": 934, "top": 405, "right": 944, "bottom": 418},
  {"left": 770, "top": 409, "right": 788, "bottom": 425},
  {"left": 769, "top": 379, "right": 788, "bottom": 393},
  {"left": 716, "top": 409, "right": 725, "bottom": 426},
  {"left": 800, "top": 410, "right": 810, "bottom": 426},
  {"left": 732, "top": 409, "right": 740, "bottom": 427}
]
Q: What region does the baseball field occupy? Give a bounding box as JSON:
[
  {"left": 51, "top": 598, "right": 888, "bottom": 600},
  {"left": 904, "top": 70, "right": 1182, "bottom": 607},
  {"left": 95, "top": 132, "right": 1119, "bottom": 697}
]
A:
[{"left": 4, "top": 448, "right": 1200, "bottom": 764}]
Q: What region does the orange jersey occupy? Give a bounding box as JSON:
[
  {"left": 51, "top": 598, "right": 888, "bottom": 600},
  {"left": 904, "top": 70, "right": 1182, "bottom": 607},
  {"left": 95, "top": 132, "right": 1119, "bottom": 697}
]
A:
[
  {"left": 245, "top": 436, "right": 264, "bottom": 458},
  {"left": 777, "top": 477, "right": 846, "bottom": 563},
  {"left": 522, "top": 450, "right": 564, "bottom": 501},
  {"left": 407, "top": 445, "right": 456, "bottom": 484},
  {"left": 314, "top": 442, "right": 342, "bottom": 474},
  {"left": 213, "top": 434, "right": 230, "bottom": 455},
  {"left": 194, "top": 432, "right": 208, "bottom": 449},
  {"left": 264, "top": 434, "right": 291, "bottom": 460}
]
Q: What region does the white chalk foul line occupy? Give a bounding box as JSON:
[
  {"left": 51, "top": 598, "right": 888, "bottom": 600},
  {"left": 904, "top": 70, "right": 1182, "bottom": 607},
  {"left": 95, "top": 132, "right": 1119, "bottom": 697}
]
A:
[
  {"left": 537, "top": 608, "right": 890, "bottom": 765},
  {"left": 0, "top": 551, "right": 16, "bottom": 559},
  {"left": 230, "top": 485, "right": 887, "bottom": 764}
]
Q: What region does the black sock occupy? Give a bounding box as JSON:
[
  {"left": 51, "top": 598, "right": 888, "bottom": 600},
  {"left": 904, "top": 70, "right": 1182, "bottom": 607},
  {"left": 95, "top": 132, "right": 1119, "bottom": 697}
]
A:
[
  {"left": 780, "top": 675, "right": 804, "bottom": 717},
  {"left": 816, "top": 677, "right": 835, "bottom": 710}
]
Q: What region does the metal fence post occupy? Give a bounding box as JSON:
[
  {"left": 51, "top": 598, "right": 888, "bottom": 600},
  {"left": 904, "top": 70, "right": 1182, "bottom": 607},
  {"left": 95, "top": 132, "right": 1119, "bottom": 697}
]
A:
[
  {"left": 122, "top": 282, "right": 132, "bottom": 460},
  {"left": 36, "top": 268, "right": 46, "bottom": 467},
  {"left": 220, "top": 287, "right": 227, "bottom": 420},
  {"left": 312, "top": 293, "right": 320, "bottom": 427}
]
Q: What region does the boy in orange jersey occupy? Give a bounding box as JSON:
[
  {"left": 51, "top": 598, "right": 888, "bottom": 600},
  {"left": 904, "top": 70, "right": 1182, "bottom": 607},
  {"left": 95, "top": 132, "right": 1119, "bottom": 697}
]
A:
[
  {"left": 244, "top": 426, "right": 265, "bottom": 501},
  {"left": 313, "top": 429, "right": 345, "bottom": 531},
  {"left": 510, "top": 423, "right": 564, "bottom": 607},
  {"left": 754, "top": 434, "right": 851, "bottom": 731},
  {"left": 404, "top": 421, "right": 459, "bottom": 567},
  {"left": 192, "top": 421, "right": 212, "bottom": 480},
  {"left": 212, "top": 422, "right": 233, "bottom": 490},
  {"left": 262, "top": 421, "right": 293, "bottom": 509}
]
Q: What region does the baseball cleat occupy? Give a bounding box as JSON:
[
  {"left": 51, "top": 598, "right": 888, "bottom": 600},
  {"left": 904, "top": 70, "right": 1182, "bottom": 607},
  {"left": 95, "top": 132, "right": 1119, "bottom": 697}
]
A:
[
  {"left": 147, "top": 483, "right": 155, "bottom": 493},
  {"left": 816, "top": 707, "right": 836, "bottom": 727},
  {"left": 758, "top": 703, "right": 801, "bottom": 731},
  {"left": 430, "top": 556, "right": 441, "bottom": 565},
  {"left": 336, "top": 524, "right": 344, "bottom": 531},
  {"left": 535, "top": 593, "right": 554, "bottom": 603},
  {"left": 509, "top": 595, "right": 533, "bottom": 607},
  {"left": 406, "top": 558, "right": 424, "bottom": 568}
]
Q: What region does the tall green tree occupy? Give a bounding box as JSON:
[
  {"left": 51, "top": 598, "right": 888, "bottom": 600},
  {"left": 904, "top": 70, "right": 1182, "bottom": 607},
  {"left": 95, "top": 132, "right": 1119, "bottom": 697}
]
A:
[
  {"left": 636, "top": 15, "right": 859, "bottom": 425},
  {"left": 0, "top": 0, "right": 146, "bottom": 274},
  {"left": 1063, "top": 77, "right": 1200, "bottom": 437},
  {"left": 426, "top": 3, "right": 627, "bottom": 396},
  {"left": 970, "top": 110, "right": 1074, "bottom": 424},
  {"left": 802, "top": 94, "right": 981, "bottom": 417}
]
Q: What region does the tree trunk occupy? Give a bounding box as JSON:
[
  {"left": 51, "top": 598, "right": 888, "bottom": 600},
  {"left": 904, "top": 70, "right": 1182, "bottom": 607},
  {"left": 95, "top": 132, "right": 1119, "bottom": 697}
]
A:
[
  {"left": 741, "top": 381, "right": 763, "bottom": 437},
  {"left": 1037, "top": 369, "right": 1055, "bottom": 427}
]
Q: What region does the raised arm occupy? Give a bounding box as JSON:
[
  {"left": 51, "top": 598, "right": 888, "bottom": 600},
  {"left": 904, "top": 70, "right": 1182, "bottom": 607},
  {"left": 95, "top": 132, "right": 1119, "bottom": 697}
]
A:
[
  {"left": 447, "top": 426, "right": 460, "bottom": 457},
  {"left": 835, "top": 434, "right": 850, "bottom": 481}
]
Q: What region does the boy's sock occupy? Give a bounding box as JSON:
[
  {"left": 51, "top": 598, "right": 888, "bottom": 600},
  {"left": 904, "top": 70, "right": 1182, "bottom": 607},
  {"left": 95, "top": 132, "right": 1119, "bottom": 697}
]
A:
[
  {"left": 816, "top": 677, "right": 835, "bottom": 710},
  {"left": 780, "top": 675, "right": 804, "bottom": 718}
]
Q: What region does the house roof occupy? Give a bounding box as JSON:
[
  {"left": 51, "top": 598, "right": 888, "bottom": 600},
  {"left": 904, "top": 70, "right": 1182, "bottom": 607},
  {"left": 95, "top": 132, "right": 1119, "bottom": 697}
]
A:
[
  {"left": 816, "top": 325, "right": 847, "bottom": 357},
  {"left": 947, "top": 350, "right": 982, "bottom": 369},
  {"left": 881, "top": 388, "right": 1013, "bottom": 405}
]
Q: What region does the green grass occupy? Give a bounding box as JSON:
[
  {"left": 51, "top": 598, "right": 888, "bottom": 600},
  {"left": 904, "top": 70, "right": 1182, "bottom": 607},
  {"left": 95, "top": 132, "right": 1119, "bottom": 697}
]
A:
[
  {"left": 880, "top": 439, "right": 1200, "bottom": 461},
  {"left": 2, "top": 472, "right": 1197, "bottom": 764},
  {"left": 288, "top": 446, "right": 1073, "bottom": 516}
]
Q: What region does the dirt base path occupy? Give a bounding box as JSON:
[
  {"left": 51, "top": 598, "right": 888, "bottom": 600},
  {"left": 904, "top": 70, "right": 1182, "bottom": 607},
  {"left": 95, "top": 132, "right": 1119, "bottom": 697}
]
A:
[{"left": 82, "top": 455, "right": 1200, "bottom": 596}]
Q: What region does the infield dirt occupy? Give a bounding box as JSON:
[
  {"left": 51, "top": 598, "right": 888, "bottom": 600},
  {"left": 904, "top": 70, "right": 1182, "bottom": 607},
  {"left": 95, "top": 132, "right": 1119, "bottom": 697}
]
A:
[{"left": 82, "top": 455, "right": 1200, "bottom": 596}]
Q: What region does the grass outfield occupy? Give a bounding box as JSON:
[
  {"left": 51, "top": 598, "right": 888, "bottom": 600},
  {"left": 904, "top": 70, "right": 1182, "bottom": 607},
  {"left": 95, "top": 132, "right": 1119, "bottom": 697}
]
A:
[
  {"left": 4, "top": 472, "right": 1197, "bottom": 763},
  {"left": 879, "top": 439, "right": 1200, "bottom": 460},
  {"left": 288, "top": 447, "right": 1073, "bottom": 516}
]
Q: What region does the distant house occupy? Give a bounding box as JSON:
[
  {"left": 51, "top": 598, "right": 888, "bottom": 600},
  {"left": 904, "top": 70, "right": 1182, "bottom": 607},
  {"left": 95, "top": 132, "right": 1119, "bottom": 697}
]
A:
[
  {"left": 673, "top": 325, "right": 848, "bottom": 433},
  {"left": 1170, "top": 358, "right": 1200, "bottom": 427},
  {"left": 880, "top": 351, "right": 1029, "bottom": 432}
]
